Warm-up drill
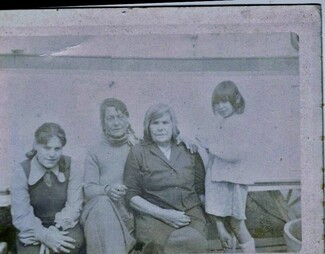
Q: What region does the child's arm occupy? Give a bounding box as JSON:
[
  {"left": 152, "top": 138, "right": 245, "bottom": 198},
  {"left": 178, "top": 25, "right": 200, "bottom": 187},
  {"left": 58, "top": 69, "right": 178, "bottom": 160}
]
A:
[
  {"left": 194, "top": 128, "right": 240, "bottom": 164},
  {"left": 207, "top": 139, "right": 241, "bottom": 163},
  {"left": 176, "top": 134, "right": 199, "bottom": 154},
  {"left": 212, "top": 153, "right": 240, "bottom": 164}
]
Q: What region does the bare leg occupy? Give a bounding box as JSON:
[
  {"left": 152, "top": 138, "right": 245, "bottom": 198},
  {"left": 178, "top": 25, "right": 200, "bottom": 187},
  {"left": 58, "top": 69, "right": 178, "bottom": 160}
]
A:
[
  {"left": 229, "top": 217, "right": 255, "bottom": 253},
  {"left": 214, "top": 216, "right": 234, "bottom": 251}
]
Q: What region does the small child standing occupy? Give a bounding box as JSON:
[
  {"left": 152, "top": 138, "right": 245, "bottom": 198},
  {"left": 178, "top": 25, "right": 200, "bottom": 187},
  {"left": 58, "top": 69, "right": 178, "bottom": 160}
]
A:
[{"left": 200, "top": 80, "right": 256, "bottom": 253}]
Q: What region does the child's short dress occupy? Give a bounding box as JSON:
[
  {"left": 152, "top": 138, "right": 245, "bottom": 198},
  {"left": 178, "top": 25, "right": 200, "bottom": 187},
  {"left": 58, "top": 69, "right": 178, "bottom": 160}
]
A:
[{"left": 198, "top": 114, "right": 254, "bottom": 220}]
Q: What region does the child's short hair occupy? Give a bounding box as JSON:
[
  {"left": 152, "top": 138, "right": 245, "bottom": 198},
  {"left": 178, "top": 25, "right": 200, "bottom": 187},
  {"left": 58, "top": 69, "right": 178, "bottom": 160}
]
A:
[{"left": 211, "top": 80, "right": 245, "bottom": 114}]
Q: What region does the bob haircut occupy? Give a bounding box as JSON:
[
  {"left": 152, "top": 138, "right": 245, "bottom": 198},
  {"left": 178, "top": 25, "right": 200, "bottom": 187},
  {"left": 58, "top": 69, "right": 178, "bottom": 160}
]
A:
[
  {"left": 211, "top": 80, "right": 245, "bottom": 114},
  {"left": 100, "top": 98, "right": 129, "bottom": 132},
  {"left": 26, "top": 122, "right": 66, "bottom": 159},
  {"left": 143, "top": 103, "right": 180, "bottom": 142}
]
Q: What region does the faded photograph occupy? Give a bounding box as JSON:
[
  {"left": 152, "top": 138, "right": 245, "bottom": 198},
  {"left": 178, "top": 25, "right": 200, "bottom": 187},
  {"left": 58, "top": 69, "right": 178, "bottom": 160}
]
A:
[{"left": 0, "top": 5, "right": 322, "bottom": 254}]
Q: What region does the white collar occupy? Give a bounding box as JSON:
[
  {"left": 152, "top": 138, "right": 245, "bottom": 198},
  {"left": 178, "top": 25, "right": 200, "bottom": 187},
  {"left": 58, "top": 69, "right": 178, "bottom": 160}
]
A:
[{"left": 28, "top": 156, "right": 66, "bottom": 186}]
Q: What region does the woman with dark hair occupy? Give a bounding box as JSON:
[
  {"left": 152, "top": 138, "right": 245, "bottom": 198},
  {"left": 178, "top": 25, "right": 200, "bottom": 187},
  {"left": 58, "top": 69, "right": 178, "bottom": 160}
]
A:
[
  {"left": 124, "top": 103, "right": 208, "bottom": 254},
  {"left": 198, "top": 80, "right": 255, "bottom": 253},
  {"left": 81, "top": 98, "right": 139, "bottom": 254},
  {"left": 11, "top": 123, "right": 84, "bottom": 254}
]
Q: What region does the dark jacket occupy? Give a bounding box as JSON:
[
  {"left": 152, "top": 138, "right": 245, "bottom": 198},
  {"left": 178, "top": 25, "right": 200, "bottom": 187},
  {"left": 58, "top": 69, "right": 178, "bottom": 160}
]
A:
[{"left": 124, "top": 141, "right": 205, "bottom": 211}]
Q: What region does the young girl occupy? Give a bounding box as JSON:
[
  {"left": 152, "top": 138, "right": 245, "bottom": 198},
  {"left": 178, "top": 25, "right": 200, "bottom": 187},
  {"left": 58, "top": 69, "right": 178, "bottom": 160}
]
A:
[{"left": 199, "top": 80, "right": 256, "bottom": 253}]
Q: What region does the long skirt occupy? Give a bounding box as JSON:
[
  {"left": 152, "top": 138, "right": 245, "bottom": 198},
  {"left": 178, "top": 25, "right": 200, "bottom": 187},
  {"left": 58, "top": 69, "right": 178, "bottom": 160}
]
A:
[
  {"left": 81, "top": 196, "right": 136, "bottom": 254},
  {"left": 135, "top": 205, "right": 208, "bottom": 254}
]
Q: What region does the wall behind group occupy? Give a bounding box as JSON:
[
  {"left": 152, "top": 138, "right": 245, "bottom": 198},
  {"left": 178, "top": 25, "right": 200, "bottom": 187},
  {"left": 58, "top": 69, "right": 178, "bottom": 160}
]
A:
[{"left": 0, "top": 68, "right": 300, "bottom": 188}]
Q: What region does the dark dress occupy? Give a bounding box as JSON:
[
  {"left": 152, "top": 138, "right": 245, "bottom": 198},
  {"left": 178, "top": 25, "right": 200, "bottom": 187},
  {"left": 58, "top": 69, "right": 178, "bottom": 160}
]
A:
[
  {"left": 124, "top": 141, "right": 208, "bottom": 253},
  {"left": 15, "top": 156, "right": 84, "bottom": 254}
]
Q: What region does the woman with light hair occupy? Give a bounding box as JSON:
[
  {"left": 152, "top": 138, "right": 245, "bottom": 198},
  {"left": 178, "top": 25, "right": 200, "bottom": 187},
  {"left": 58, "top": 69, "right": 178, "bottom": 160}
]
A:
[{"left": 124, "top": 103, "right": 208, "bottom": 254}]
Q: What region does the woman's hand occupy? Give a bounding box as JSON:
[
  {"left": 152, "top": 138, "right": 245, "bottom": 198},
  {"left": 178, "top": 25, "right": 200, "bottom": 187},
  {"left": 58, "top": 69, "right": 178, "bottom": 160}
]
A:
[
  {"left": 105, "top": 184, "right": 128, "bottom": 202},
  {"left": 159, "top": 209, "right": 191, "bottom": 228},
  {"left": 55, "top": 219, "right": 74, "bottom": 231},
  {"left": 43, "top": 226, "right": 76, "bottom": 253},
  {"left": 129, "top": 196, "right": 191, "bottom": 229}
]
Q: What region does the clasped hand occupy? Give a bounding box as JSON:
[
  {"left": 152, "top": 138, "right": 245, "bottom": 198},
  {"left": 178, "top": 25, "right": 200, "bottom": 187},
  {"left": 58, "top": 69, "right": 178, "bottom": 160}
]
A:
[
  {"left": 44, "top": 226, "right": 76, "bottom": 253},
  {"left": 106, "top": 184, "right": 127, "bottom": 202},
  {"left": 160, "top": 209, "right": 191, "bottom": 229}
]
